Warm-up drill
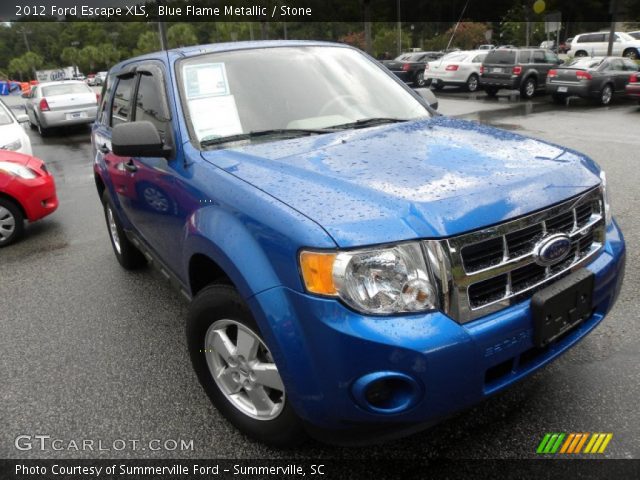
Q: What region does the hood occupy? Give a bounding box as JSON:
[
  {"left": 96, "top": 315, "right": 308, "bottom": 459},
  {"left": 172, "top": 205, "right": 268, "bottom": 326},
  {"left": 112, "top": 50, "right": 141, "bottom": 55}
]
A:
[{"left": 201, "top": 117, "right": 601, "bottom": 248}]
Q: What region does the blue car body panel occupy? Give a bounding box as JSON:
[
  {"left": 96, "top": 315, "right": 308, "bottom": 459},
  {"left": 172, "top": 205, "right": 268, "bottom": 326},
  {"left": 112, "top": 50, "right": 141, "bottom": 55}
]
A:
[{"left": 92, "top": 41, "right": 626, "bottom": 437}]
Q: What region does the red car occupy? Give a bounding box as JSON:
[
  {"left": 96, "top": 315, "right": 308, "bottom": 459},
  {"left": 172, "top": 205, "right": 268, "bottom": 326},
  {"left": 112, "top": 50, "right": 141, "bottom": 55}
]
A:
[
  {"left": 0, "top": 151, "right": 58, "bottom": 246},
  {"left": 626, "top": 72, "right": 640, "bottom": 103}
]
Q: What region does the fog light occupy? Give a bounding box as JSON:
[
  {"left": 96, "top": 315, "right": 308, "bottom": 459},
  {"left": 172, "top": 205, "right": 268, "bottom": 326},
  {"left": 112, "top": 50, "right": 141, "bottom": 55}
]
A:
[{"left": 352, "top": 372, "right": 422, "bottom": 414}]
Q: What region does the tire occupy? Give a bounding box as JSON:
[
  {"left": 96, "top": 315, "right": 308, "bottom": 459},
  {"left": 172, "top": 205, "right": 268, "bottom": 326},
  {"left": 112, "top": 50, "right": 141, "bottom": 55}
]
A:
[
  {"left": 415, "top": 71, "right": 426, "bottom": 88},
  {"left": 485, "top": 87, "right": 499, "bottom": 97},
  {"left": 187, "top": 285, "right": 306, "bottom": 446},
  {"left": 552, "top": 94, "right": 567, "bottom": 104},
  {"left": 36, "top": 117, "right": 49, "bottom": 137},
  {"left": 599, "top": 83, "right": 613, "bottom": 106},
  {"left": 0, "top": 197, "right": 24, "bottom": 247},
  {"left": 466, "top": 74, "right": 479, "bottom": 92},
  {"left": 623, "top": 48, "right": 639, "bottom": 60},
  {"left": 575, "top": 51, "right": 588, "bottom": 58},
  {"left": 101, "top": 191, "right": 146, "bottom": 269},
  {"left": 520, "top": 77, "right": 537, "bottom": 99}
]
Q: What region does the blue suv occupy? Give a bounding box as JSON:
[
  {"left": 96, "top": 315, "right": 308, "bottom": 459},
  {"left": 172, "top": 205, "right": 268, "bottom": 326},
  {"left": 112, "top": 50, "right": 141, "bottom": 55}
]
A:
[{"left": 92, "top": 41, "right": 625, "bottom": 446}]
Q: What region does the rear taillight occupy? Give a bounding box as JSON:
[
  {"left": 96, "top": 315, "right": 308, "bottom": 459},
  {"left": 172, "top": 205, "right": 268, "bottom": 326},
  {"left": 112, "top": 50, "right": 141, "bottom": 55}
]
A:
[
  {"left": 512, "top": 66, "right": 522, "bottom": 75},
  {"left": 445, "top": 64, "right": 459, "bottom": 71},
  {"left": 630, "top": 73, "right": 638, "bottom": 83},
  {"left": 480, "top": 65, "right": 484, "bottom": 74},
  {"left": 548, "top": 69, "right": 557, "bottom": 78},
  {"left": 401, "top": 63, "right": 411, "bottom": 71},
  {"left": 576, "top": 70, "right": 592, "bottom": 80},
  {"left": 39, "top": 98, "right": 50, "bottom": 111}
]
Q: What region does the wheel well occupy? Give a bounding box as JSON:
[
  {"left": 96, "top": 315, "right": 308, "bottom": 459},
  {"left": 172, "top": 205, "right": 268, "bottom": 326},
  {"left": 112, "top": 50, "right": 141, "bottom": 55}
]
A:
[
  {"left": 575, "top": 50, "right": 588, "bottom": 56},
  {"left": 189, "top": 253, "right": 232, "bottom": 296},
  {"left": 623, "top": 47, "right": 639, "bottom": 56},
  {"left": 0, "top": 192, "right": 26, "bottom": 218},
  {"left": 94, "top": 173, "right": 106, "bottom": 200}
]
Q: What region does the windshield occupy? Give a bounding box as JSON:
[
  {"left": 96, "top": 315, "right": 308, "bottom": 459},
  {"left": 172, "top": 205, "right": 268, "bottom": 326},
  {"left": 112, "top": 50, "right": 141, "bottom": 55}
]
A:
[
  {"left": 179, "top": 46, "right": 430, "bottom": 143},
  {"left": 0, "top": 101, "right": 15, "bottom": 126},
  {"left": 630, "top": 32, "right": 640, "bottom": 40},
  {"left": 42, "top": 83, "right": 92, "bottom": 96}
]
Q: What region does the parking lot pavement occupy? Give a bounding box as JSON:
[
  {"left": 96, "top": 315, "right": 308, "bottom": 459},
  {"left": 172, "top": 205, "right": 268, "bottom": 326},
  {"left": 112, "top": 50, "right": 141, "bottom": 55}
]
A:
[{"left": 1, "top": 92, "right": 638, "bottom": 460}]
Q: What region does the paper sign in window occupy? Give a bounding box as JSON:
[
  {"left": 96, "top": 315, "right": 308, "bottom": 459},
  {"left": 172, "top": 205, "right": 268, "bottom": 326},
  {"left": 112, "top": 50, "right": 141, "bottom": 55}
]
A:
[
  {"left": 189, "top": 95, "right": 243, "bottom": 141},
  {"left": 184, "top": 63, "right": 230, "bottom": 99}
]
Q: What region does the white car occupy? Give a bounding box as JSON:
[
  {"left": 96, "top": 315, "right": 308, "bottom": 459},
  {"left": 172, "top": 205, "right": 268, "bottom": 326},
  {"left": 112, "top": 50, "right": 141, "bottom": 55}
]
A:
[
  {"left": 0, "top": 99, "right": 32, "bottom": 156},
  {"left": 424, "top": 50, "right": 489, "bottom": 92},
  {"left": 568, "top": 31, "right": 640, "bottom": 59},
  {"left": 24, "top": 81, "right": 98, "bottom": 136}
]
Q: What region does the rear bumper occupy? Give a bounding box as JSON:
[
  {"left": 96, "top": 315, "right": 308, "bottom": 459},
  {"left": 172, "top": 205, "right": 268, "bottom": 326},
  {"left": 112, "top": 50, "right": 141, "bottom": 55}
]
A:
[
  {"left": 426, "top": 71, "right": 468, "bottom": 84},
  {"left": 40, "top": 106, "right": 97, "bottom": 128},
  {"left": 546, "top": 82, "right": 593, "bottom": 98},
  {"left": 247, "top": 221, "right": 625, "bottom": 439},
  {"left": 479, "top": 76, "right": 520, "bottom": 89},
  {"left": 626, "top": 84, "right": 640, "bottom": 99}
]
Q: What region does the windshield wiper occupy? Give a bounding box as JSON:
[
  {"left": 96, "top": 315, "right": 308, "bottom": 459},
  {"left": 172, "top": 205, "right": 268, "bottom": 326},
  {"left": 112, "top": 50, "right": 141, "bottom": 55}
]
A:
[
  {"left": 328, "top": 118, "right": 408, "bottom": 130},
  {"left": 200, "top": 128, "right": 333, "bottom": 147}
]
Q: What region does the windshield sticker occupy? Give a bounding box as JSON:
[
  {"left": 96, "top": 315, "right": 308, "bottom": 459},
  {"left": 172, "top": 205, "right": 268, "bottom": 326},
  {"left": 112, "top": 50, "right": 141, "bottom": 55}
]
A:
[
  {"left": 184, "top": 63, "right": 230, "bottom": 99},
  {"left": 188, "top": 95, "right": 243, "bottom": 141}
]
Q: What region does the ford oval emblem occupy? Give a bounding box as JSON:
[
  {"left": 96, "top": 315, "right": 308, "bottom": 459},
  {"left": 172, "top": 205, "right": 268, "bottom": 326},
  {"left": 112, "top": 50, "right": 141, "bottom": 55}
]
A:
[{"left": 533, "top": 234, "right": 572, "bottom": 267}]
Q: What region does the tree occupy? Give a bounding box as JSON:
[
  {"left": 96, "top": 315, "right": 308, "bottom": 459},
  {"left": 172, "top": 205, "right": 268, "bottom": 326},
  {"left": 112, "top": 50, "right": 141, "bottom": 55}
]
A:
[
  {"left": 21, "top": 52, "right": 44, "bottom": 79},
  {"left": 60, "top": 46, "right": 80, "bottom": 69},
  {"left": 167, "top": 23, "right": 198, "bottom": 48},
  {"left": 8, "top": 57, "right": 28, "bottom": 81},
  {"left": 98, "top": 44, "right": 121, "bottom": 70},
  {"left": 134, "top": 31, "right": 160, "bottom": 56},
  {"left": 444, "top": 22, "right": 490, "bottom": 50},
  {"left": 339, "top": 31, "right": 366, "bottom": 51},
  {"left": 77, "top": 45, "right": 100, "bottom": 73}
]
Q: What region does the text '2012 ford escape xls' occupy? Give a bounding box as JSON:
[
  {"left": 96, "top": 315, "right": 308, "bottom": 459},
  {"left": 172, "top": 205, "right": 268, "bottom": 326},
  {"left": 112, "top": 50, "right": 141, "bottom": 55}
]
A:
[{"left": 92, "top": 41, "right": 625, "bottom": 446}]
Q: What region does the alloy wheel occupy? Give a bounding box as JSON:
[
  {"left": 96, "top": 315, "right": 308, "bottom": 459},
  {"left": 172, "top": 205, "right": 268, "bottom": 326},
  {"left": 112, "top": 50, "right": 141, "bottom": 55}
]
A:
[
  {"left": 106, "top": 205, "right": 121, "bottom": 254},
  {"left": 0, "top": 206, "right": 16, "bottom": 243},
  {"left": 204, "top": 319, "right": 285, "bottom": 421}
]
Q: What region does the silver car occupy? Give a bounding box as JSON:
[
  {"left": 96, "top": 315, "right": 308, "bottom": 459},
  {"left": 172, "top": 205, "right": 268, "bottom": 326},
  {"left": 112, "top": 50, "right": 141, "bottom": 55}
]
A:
[
  {"left": 24, "top": 80, "right": 98, "bottom": 136},
  {"left": 425, "top": 50, "right": 488, "bottom": 92}
]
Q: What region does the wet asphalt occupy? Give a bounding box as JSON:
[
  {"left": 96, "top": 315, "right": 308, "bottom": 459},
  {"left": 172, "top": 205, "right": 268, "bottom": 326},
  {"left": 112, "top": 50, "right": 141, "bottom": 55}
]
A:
[{"left": 1, "top": 90, "right": 638, "bottom": 460}]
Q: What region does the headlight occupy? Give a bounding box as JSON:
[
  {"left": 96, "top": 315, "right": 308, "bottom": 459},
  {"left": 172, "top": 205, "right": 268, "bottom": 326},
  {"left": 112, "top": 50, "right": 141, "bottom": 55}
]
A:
[
  {"left": 300, "top": 243, "right": 438, "bottom": 315},
  {"left": 1, "top": 138, "right": 22, "bottom": 151},
  {"left": 599, "top": 170, "right": 612, "bottom": 226},
  {"left": 0, "top": 161, "right": 37, "bottom": 179}
]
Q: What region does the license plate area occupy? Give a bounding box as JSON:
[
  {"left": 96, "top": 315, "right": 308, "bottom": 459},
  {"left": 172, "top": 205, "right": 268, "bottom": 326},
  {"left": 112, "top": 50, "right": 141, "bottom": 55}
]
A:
[
  {"left": 557, "top": 86, "right": 568, "bottom": 92},
  {"left": 66, "top": 112, "right": 85, "bottom": 120},
  {"left": 531, "top": 269, "right": 594, "bottom": 348}
]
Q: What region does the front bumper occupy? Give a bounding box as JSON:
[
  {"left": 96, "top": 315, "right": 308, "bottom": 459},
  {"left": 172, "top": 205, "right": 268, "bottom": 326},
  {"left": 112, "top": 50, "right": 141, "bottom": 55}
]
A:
[
  {"left": 6, "top": 174, "right": 58, "bottom": 222},
  {"left": 248, "top": 221, "right": 625, "bottom": 437}
]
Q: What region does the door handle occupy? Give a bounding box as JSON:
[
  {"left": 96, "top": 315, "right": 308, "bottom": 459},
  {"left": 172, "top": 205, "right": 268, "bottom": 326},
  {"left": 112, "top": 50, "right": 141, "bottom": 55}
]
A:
[
  {"left": 123, "top": 160, "right": 138, "bottom": 173},
  {"left": 98, "top": 143, "right": 110, "bottom": 154}
]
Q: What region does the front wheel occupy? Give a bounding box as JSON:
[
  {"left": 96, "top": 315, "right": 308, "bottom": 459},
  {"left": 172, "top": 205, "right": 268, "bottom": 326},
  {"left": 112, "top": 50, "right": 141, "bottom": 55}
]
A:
[
  {"left": 187, "top": 285, "right": 306, "bottom": 446},
  {"left": 0, "top": 198, "right": 24, "bottom": 247},
  {"left": 101, "top": 191, "right": 146, "bottom": 269}
]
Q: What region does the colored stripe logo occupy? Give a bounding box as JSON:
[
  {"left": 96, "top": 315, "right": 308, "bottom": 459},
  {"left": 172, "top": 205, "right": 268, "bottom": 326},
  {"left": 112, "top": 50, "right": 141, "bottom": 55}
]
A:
[{"left": 537, "top": 433, "right": 613, "bottom": 454}]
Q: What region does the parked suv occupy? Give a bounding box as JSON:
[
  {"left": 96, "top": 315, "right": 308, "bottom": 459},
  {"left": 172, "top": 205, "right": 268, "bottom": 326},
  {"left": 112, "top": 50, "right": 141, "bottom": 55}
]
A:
[
  {"left": 480, "top": 48, "right": 562, "bottom": 98},
  {"left": 568, "top": 32, "right": 640, "bottom": 59},
  {"left": 92, "top": 41, "right": 625, "bottom": 446}
]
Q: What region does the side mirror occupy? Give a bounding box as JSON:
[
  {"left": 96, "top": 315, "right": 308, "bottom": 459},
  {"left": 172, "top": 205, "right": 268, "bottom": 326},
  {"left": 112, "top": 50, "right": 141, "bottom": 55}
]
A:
[
  {"left": 16, "top": 114, "right": 29, "bottom": 123},
  {"left": 112, "top": 121, "right": 171, "bottom": 158},
  {"left": 414, "top": 87, "right": 439, "bottom": 110}
]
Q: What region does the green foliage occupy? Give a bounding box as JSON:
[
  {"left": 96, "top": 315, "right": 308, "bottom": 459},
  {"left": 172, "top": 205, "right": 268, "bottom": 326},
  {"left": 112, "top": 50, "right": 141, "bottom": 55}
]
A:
[
  {"left": 167, "top": 23, "right": 198, "bottom": 48},
  {"left": 134, "top": 31, "right": 160, "bottom": 56}
]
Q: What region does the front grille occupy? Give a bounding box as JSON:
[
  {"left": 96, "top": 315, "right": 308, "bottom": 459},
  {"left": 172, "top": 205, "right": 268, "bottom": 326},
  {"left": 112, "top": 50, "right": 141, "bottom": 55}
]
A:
[{"left": 425, "top": 187, "right": 606, "bottom": 323}]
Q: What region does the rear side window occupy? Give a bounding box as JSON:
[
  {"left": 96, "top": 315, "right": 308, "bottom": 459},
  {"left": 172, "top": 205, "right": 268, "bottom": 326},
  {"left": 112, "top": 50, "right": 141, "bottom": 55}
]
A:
[
  {"left": 484, "top": 50, "right": 516, "bottom": 64},
  {"left": 42, "top": 83, "right": 91, "bottom": 96},
  {"left": 608, "top": 59, "right": 624, "bottom": 71},
  {"left": 518, "top": 50, "right": 531, "bottom": 63},
  {"left": 532, "top": 51, "right": 546, "bottom": 63},
  {"left": 134, "top": 73, "right": 168, "bottom": 138},
  {"left": 471, "top": 54, "right": 487, "bottom": 63},
  {"left": 111, "top": 77, "right": 134, "bottom": 127}
]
